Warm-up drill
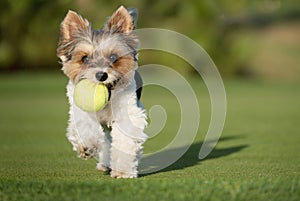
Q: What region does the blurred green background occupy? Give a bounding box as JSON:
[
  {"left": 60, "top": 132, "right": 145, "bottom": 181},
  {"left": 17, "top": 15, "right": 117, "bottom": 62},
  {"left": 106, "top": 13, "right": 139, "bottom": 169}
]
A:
[{"left": 0, "top": 0, "right": 300, "bottom": 81}]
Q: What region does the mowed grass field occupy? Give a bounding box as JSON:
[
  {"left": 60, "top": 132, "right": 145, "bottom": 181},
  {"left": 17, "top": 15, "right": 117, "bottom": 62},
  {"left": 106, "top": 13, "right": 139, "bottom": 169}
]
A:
[{"left": 0, "top": 73, "right": 299, "bottom": 201}]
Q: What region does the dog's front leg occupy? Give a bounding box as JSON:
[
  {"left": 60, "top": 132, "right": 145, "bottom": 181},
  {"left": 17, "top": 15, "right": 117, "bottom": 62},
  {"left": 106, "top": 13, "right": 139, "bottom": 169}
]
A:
[
  {"left": 110, "top": 101, "right": 147, "bottom": 178},
  {"left": 110, "top": 124, "right": 147, "bottom": 178},
  {"left": 108, "top": 81, "right": 148, "bottom": 178},
  {"left": 69, "top": 105, "right": 112, "bottom": 172},
  {"left": 67, "top": 103, "right": 104, "bottom": 159},
  {"left": 96, "top": 127, "right": 111, "bottom": 172}
]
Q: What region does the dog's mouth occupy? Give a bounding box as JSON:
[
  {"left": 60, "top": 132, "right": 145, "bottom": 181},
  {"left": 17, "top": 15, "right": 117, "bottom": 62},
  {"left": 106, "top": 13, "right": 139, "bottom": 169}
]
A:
[
  {"left": 105, "top": 78, "right": 120, "bottom": 91},
  {"left": 104, "top": 78, "right": 120, "bottom": 101}
]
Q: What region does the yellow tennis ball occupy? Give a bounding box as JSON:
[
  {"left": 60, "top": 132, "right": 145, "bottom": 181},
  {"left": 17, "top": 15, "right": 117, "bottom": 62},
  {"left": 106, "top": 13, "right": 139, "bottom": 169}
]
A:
[{"left": 74, "top": 79, "right": 109, "bottom": 112}]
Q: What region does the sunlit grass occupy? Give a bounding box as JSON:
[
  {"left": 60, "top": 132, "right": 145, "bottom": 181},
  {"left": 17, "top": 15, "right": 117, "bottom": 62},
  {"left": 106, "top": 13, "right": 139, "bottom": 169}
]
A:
[{"left": 0, "top": 73, "right": 299, "bottom": 201}]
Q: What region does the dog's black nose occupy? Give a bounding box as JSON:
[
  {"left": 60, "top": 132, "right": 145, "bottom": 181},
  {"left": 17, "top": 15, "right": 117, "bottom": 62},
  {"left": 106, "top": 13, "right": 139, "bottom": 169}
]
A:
[{"left": 95, "top": 72, "right": 108, "bottom": 82}]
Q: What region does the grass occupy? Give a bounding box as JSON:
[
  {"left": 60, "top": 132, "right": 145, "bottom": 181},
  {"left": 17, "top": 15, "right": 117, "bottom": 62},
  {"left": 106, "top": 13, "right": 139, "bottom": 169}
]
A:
[{"left": 0, "top": 72, "right": 299, "bottom": 201}]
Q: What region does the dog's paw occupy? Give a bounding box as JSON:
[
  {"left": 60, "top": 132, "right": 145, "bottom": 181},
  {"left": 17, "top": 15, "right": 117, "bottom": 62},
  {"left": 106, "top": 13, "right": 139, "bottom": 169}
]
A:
[
  {"left": 110, "top": 170, "right": 137, "bottom": 179},
  {"left": 77, "top": 145, "right": 96, "bottom": 159},
  {"left": 96, "top": 163, "right": 111, "bottom": 173}
]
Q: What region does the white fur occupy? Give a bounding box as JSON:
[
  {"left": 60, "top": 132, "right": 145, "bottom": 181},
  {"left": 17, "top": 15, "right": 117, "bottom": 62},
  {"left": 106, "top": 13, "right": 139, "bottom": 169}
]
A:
[{"left": 66, "top": 78, "right": 147, "bottom": 178}]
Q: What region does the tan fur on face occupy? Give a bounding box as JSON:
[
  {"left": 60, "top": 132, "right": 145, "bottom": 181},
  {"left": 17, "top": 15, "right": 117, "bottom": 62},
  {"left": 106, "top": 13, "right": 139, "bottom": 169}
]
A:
[
  {"left": 62, "top": 42, "right": 93, "bottom": 82},
  {"left": 74, "top": 43, "right": 93, "bottom": 60},
  {"left": 111, "top": 55, "right": 136, "bottom": 76},
  {"left": 62, "top": 62, "right": 82, "bottom": 83}
]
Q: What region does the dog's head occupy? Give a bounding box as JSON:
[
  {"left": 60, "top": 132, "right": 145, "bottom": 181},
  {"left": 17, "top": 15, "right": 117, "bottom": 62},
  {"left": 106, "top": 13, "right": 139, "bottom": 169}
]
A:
[{"left": 57, "top": 6, "right": 139, "bottom": 89}]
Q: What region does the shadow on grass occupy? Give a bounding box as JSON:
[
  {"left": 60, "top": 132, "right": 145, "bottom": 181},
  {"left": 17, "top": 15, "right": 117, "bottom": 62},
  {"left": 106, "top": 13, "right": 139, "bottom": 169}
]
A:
[{"left": 140, "top": 135, "right": 248, "bottom": 176}]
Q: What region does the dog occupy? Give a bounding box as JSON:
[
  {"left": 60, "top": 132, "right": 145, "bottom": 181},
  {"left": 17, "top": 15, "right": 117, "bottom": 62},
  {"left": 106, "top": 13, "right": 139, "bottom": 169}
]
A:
[{"left": 57, "top": 6, "right": 147, "bottom": 178}]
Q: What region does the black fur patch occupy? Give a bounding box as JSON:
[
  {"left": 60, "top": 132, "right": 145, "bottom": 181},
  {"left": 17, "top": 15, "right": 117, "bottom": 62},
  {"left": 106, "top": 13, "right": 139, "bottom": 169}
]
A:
[{"left": 134, "top": 71, "right": 143, "bottom": 100}]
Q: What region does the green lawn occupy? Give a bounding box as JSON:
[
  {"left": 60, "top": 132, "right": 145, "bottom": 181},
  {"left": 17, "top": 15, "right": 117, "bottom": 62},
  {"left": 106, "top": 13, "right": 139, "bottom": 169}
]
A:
[{"left": 0, "top": 73, "right": 299, "bottom": 201}]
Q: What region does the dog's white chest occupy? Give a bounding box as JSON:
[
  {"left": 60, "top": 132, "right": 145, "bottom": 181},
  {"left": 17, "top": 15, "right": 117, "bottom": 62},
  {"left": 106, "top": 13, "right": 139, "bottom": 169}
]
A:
[{"left": 96, "top": 102, "right": 113, "bottom": 127}]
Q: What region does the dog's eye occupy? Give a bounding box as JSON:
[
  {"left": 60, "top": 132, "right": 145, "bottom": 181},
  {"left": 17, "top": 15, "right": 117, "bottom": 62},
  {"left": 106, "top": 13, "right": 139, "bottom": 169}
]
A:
[
  {"left": 81, "top": 55, "right": 89, "bottom": 64},
  {"left": 109, "top": 54, "right": 118, "bottom": 63}
]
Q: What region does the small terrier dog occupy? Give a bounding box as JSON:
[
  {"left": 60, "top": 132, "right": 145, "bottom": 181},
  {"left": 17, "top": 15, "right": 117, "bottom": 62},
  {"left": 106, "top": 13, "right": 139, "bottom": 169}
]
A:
[{"left": 57, "top": 6, "right": 147, "bottom": 178}]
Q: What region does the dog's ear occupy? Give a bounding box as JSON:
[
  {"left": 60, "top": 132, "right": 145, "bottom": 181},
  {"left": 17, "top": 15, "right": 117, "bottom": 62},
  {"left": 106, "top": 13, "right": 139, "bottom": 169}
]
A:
[
  {"left": 104, "top": 6, "right": 136, "bottom": 33},
  {"left": 57, "top": 10, "right": 90, "bottom": 62},
  {"left": 59, "top": 10, "right": 90, "bottom": 41}
]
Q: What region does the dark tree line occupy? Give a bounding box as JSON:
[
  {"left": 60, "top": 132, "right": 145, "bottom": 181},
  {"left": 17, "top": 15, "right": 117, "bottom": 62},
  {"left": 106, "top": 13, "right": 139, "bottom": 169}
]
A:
[{"left": 0, "top": 0, "right": 299, "bottom": 76}]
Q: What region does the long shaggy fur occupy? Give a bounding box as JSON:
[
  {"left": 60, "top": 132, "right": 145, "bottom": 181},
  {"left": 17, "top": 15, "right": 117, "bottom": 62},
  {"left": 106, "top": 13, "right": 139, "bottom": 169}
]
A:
[{"left": 57, "top": 6, "right": 147, "bottom": 178}]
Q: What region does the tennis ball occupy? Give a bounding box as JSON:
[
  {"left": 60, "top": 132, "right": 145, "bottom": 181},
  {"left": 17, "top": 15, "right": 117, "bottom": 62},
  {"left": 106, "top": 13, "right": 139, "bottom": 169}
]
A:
[{"left": 74, "top": 79, "right": 109, "bottom": 112}]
